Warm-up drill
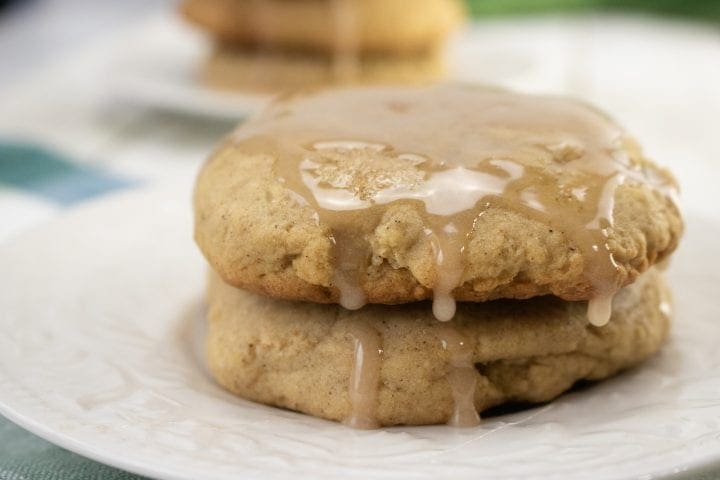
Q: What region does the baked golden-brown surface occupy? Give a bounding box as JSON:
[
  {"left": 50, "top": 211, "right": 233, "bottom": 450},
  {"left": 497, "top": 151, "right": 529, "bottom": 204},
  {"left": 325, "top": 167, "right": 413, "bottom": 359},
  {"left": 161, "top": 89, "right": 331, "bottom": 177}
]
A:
[
  {"left": 206, "top": 269, "right": 670, "bottom": 426},
  {"left": 194, "top": 86, "right": 682, "bottom": 305},
  {"left": 182, "top": 0, "right": 464, "bottom": 54}
]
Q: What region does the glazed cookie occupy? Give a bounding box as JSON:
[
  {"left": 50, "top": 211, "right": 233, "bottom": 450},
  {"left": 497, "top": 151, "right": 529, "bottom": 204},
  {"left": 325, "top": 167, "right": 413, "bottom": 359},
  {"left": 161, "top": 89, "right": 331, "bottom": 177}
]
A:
[
  {"left": 206, "top": 269, "right": 670, "bottom": 427},
  {"left": 194, "top": 84, "right": 682, "bottom": 324},
  {"left": 202, "top": 44, "right": 444, "bottom": 92},
  {"left": 182, "top": 0, "right": 464, "bottom": 54}
]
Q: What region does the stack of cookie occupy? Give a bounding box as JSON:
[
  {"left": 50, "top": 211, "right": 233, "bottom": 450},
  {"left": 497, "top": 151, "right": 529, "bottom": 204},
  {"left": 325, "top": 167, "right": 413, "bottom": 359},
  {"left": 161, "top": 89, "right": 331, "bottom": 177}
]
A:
[
  {"left": 194, "top": 84, "right": 683, "bottom": 427},
  {"left": 181, "top": 0, "right": 464, "bottom": 91}
]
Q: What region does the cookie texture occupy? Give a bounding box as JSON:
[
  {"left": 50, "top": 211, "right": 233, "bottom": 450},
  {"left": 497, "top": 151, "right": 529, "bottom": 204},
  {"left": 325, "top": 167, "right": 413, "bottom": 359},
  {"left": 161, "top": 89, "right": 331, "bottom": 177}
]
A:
[
  {"left": 206, "top": 269, "right": 670, "bottom": 426},
  {"left": 202, "top": 45, "right": 444, "bottom": 92},
  {"left": 182, "top": 0, "right": 464, "bottom": 54},
  {"left": 194, "top": 138, "right": 682, "bottom": 304}
]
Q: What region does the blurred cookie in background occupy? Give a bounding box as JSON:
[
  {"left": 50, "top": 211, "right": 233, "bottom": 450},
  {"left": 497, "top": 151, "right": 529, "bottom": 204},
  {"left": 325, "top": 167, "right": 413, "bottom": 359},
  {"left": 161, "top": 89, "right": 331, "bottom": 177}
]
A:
[{"left": 181, "top": 0, "right": 464, "bottom": 91}]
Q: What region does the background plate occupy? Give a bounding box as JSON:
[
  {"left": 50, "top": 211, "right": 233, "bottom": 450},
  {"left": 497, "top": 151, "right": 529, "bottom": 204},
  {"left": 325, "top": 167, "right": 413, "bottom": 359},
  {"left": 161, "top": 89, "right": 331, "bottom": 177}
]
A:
[
  {"left": 0, "top": 178, "right": 719, "bottom": 480},
  {"left": 107, "top": 14, "right": 603, "bottom": 120}
]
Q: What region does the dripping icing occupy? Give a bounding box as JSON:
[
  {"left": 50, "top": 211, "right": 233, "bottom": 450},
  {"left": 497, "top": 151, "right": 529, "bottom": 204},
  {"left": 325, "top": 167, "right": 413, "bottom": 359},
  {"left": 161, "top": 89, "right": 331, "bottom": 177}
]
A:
[
  {"left": 247, "top": 0, "right": 362, "bottom": 84},
  {"left": 587, "top": 294, "right": 614, "bottom": 327},
  {"left": 330, "top": 0, "right": 360, "bottom": 81},
  {"left": 429, "top": 223, "right": 465, "bottom": 322},
  {"left": 437, "top": 324, "right": 480, "bottom": 427},
  {"left": 233, "top": 85, "right": 677, "bottom": 324},
  {"left": 344, "top": 323, "right": 382, "bottom": 428},
  {"left": 230, "top": 85, "right": 679, "bottom": 426}
]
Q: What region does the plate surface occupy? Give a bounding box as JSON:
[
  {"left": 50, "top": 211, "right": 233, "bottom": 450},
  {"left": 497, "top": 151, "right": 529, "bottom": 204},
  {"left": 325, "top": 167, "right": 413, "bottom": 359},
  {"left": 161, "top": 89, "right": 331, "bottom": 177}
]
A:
[
  {"left": 109, "top": 17, "right": 270, "bottom": 120},
  {"left": 0, "top": 179, "right": 719, "bottom": 480},
  {"left": 108, "top": 15, "right": 583, "bottom": 119}
]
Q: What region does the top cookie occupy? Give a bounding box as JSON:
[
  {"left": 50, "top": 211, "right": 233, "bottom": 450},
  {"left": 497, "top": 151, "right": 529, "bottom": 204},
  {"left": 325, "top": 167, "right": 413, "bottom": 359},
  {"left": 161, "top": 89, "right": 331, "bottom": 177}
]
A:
[
  {"left": 194, "top": 84, "right": 682, "bottom": 320},
  {"left": 181, "top": 0, "right": 465, "bottom": 54}
]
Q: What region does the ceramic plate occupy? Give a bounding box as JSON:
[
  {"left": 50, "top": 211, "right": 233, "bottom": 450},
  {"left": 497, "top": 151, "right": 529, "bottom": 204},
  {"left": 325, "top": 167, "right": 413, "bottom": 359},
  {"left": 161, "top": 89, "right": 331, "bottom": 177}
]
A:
[
  {"left": 0, "top": 178, "right": 719, "bottom": 480},
  {"left": 109, "top": 17, "right": 270, "bottom": 120},
  {"left": 108, "top": 15, "right": 576, "bottom": 119}
]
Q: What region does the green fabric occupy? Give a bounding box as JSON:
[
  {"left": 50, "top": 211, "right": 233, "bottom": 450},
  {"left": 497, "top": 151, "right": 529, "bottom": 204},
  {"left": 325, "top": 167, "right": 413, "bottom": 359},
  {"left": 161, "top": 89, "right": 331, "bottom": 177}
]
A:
[
  {"left": 0, "top": 416, "right": 144, "bottom": 480},
  {"left": 467, "top": 0, "right": 720, "bottom": 21},
  {"left": 0, "top": 143, "right": 135, "bottom": 206}
]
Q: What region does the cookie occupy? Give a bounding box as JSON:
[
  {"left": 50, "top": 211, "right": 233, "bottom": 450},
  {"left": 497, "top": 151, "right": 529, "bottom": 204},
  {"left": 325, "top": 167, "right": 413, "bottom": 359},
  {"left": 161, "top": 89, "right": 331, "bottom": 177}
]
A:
[
  {"left": 202, "top": 44, "right": 444, "bottom": 92},
  {"left": 181, "top": 0, "right": 464, "bottom": 55},
  {"left": 193, "top": 84, "right": 683, "bottom": 324},
  {"left": 206, "top": 268, "right": 670, "bottom": 427}
]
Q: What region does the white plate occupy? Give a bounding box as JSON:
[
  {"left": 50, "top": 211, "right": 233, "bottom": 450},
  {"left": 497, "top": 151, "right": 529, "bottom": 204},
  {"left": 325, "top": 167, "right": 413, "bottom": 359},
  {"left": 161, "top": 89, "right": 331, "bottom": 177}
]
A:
[
  {"left": 108, "top": 13, "right": 720, "bottom": 130},
  {"left": 0, "top": 179, "right": 719, "bottom": 480},
  {"left": 109, "top": 17, "right": 270, "bottom": 120},
  {"left": 107, "top": 14, "right": 584, "bottom": 119}
]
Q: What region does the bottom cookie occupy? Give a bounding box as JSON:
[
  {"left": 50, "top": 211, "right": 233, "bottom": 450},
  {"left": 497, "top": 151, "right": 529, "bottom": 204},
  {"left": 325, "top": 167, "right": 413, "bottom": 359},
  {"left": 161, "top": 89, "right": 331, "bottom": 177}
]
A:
[
  {"left": 206, "top": 269, "right": 670, "bottom": 427},
  {"left": 201, "top": 44, "right": 444, "bottom": 92}
]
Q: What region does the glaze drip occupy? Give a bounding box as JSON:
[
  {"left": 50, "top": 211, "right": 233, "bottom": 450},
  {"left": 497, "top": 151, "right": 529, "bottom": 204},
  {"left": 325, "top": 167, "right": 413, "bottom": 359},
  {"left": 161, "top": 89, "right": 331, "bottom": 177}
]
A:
[
  {"left": 344, "top": 322, "right": 383, "bottom": 429},
  {"left": 437, "top": 324, "right": 480, "bottom": 427},
  {"left": 249, "top": 0, "right": 272, "bottom": 47},
  {"left": 428, "top": 223, "right": 466, "bottom": 322},
  {"left": 331, "top": 228, "right": 368, "bottom": 310},
  {"left": 247, "top": 0, "right": 361, "bottom": 82},
  {"left": 587, "top": 294, "right": 614, "bottom": 327},
  {"left": 330, "top": 0, "right": 360, "bottom": 81},
  {"left": 232, "top": 84, "right": 678, "bottom": 324},
  {"left": 227, "top": 85, "right": 679, "bottom": 429}
]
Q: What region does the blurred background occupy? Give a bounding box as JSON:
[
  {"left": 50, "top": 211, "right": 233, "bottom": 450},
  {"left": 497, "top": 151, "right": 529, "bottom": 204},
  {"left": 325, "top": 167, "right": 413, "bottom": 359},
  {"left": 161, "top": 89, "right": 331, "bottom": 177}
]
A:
[
  {"left": 0, "top": 3, "right": 718, "bottom": 247},
  {"left": 2, "top": 0, "right": 718, "bottom": 256},
  {"left": 467, "top": 0, "right": 720, "bottom": 19},
  {"left": 0, "top": 0, "right": 719, "bottom": 477}
]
